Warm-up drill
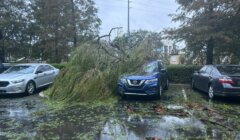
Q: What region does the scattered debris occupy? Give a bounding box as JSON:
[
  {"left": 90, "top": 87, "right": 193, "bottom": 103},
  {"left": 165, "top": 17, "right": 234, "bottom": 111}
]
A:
[
  {"left": 39, "top": 92, "right": 47, "bottom": 98},
  {"left": 185, "top": 103, "right": 202, "bottom": 109},
  {"left": 200, "top": 118, "right": 233, "bottom": 131},
  {"left": 145, "top": 137, "right": 161, "bottom": 140},
  {"left": 182, "top": 89, "right": 187, "bottom": 101},
  {"left": 125, "top": 104, "right": 134, "bottom": 112},
  {"left": 153, "top": 105, "right": 166, "bottom": 114},
  {"left": 167, "top": 105, "right": 185, "bottom": 110}
]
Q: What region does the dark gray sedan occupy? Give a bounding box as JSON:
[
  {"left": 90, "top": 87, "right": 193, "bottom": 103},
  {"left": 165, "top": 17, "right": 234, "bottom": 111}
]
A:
[
  {"left": 0, "top": 63, "right": 59, "bottom": 95},
  {"left": 192, "top": 65, "right": 240, "bottom": 99}
]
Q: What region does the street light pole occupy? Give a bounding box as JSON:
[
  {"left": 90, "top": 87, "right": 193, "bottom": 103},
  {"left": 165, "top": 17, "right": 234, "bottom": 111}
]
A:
[{"left": 127, "top": 0, "right": 130, "bottom": 36}]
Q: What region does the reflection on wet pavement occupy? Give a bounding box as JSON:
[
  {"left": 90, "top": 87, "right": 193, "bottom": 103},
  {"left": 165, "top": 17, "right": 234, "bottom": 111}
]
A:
[
  {"left": 100, "top": 116, "right": 206, "bottom": 140},
  {"left": 0, "top": 95, "right": 45, "bottom": 120},
  {"left": 0, "top": 85, "right": 240, "bottom": 139}
]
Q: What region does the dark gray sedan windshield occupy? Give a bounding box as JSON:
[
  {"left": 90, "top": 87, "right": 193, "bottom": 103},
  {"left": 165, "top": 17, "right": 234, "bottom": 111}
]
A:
[{"left": 3, "top": 66, "right": 36, "bottom": 74}]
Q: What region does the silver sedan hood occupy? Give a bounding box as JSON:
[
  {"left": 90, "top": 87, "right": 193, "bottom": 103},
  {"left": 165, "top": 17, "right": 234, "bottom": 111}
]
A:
[{"left": 0, "top": 73, "right": 26, "bottom": 81}]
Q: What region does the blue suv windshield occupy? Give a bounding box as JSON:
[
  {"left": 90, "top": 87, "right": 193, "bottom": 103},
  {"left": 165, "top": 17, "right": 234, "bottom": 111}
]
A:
[
  {"left": 143, "top": 62, "right": 158, "bottom": 73},
  {"left": 143, "top": 62, "right": 158, "bottom": 74}
]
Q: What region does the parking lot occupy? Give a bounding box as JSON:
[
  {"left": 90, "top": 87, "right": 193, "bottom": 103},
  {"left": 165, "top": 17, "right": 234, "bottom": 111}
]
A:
[{"left": 0, "top": 85, "right": 240, "bottom": 140}]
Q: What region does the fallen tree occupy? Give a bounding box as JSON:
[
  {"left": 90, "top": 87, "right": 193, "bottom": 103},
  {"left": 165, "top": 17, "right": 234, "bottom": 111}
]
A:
[{"left": 46, "top": 30, "right": 164, "bottom": 103}]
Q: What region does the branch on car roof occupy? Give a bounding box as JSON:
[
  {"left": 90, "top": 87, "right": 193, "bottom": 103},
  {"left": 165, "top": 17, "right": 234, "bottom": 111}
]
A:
[{"left": 96, "top": 27, "right": 129, "bottom": 61}]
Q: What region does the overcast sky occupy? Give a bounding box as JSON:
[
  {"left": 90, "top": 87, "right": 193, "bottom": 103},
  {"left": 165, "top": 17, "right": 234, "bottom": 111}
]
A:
[{"left": 94, "top": 0, "right": 180, "bottom": 35}]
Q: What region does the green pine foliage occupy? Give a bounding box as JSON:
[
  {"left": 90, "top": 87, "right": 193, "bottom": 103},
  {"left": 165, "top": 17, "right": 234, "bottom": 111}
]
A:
[{"left": 46, "top": 37, "right": 161, "bottom": 103}]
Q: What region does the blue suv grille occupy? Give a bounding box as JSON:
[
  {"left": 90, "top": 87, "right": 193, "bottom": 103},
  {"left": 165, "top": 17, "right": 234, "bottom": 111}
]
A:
[{"left": 127, "top": 80, "right": 145, "bottom": 87}]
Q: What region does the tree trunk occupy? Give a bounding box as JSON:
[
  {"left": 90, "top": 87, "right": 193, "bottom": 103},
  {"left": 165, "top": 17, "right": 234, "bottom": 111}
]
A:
[
  {"left": 70, "top": 0, "right": 77, "bottom": 48},
  {"left": 0, "top": 30, "right": 5, "bottom": 62},
  {"left": 206, "top": 38, "right": 214, "bottom": 64},
  {"left": 55, "top": 48, "right": 59, "bottom": 63}
]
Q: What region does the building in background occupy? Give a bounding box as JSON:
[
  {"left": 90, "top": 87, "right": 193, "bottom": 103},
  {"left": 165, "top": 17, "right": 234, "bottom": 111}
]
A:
[{"left": 162, "top": 39, "right": 186, "bottom": 65}]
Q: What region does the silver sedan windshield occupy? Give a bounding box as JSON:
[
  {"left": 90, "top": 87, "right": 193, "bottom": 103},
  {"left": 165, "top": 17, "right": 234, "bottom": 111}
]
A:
[{"left": 3, "top": 66, "right": 36, "bottom": 74}]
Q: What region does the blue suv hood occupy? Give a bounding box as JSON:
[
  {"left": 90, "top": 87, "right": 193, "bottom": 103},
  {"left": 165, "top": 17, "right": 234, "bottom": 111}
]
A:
[{"left": 123, "top": 73, "right": 159, "bottom": 80}]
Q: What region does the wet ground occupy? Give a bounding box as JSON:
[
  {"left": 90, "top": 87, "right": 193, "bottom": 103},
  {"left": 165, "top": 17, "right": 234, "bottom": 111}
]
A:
[{"left": 1, "top": 85, "right": 240, "bottom": 140}]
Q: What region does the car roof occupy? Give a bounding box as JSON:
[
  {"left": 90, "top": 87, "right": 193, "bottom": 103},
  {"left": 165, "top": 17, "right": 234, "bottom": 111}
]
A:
[
  {"left": 15, "top": 63, "right": 49, "bottom": 67},
  {"left": 206, "top": 64, "right": 240, "bottom": 68}
]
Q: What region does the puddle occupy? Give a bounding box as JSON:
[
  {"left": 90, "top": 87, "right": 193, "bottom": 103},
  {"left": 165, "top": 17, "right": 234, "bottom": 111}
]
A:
[
  {"left": 100, "top": 116, "right": 206, "bottom": 140},
  {"left": 8, "top": 108, "right": 30, "bottom": 118},
  {"left": 0, "top": 85, "right": 240, "bottom": 139}
]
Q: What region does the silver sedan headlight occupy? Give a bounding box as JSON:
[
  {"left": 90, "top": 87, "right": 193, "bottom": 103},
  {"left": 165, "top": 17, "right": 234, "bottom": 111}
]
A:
[{"left": 11, "top": 79, "right": 25, "bottom": 84}]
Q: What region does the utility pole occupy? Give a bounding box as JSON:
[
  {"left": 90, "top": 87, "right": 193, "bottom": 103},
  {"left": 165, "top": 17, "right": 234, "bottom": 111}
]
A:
[{"left": 127, "top": 0, "right": 130, "bottom": 36}]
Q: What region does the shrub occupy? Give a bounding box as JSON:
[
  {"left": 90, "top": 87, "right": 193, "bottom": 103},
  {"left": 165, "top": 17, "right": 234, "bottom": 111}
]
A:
[
  {"left": 167, "top": 65, "right": 202, "bottom": 84},
  {"left": 51, "top": 63, "right": 67, "bottom": 70}
]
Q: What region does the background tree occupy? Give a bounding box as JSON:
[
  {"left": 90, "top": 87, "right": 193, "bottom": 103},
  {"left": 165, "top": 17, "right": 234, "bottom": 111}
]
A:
[
  {"left": 32, "top": 0, "right": 100, "bottom": 63},
  {"left": 0, "top": 0, "right": 29, "bottom": 62},
  {"left": 167, "top": 0, "right": 240, "bottom": 64},
  {"left": 0, "top": 0, "right": 100, "bottom": 63}
]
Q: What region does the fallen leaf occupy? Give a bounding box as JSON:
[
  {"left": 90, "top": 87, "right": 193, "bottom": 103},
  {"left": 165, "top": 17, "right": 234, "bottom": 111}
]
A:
[{"left": 154, "top": 106, "right": 166, "bottom": 114}]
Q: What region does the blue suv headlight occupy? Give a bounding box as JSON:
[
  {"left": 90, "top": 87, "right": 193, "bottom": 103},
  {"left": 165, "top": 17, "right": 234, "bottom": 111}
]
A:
[{"left": 145, "top": 78, "right": 158, "bottom": 84}]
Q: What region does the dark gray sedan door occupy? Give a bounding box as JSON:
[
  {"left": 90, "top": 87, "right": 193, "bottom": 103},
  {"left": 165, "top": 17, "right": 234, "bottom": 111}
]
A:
[
  {"left": 199, "top": 66, "right": 213, "bottom": 92},
  {"left": 195, "top": 66, "right": 207, "bottom": 89}
]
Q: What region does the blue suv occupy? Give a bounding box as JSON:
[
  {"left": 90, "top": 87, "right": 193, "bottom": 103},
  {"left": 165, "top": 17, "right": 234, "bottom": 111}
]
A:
[{"left": 118, "top": 60, "right": 169, "bottom": 98}]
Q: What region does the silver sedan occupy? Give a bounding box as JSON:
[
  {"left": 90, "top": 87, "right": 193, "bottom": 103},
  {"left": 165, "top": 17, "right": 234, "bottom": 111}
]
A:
[{"left": 0, "top": 63, "right": 59, "bottom": 95}]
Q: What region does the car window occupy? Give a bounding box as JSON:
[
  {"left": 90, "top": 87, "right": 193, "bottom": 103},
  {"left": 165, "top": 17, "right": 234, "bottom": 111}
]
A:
[
  {"left": 217, "top": 66, "right": 240, "bottom": 76},
  {"left": 44, "top": 65, "right": 54, "bottom": 71},
  {"left": 205, "top": 66, "right": 213, "bottom": 74},
  {"left": 36, "top": 65, "right": 45, "bottom": 73},
  {"left": 159, "top": 61, "right": 166, "bottom": 69},
  {"left": 199, "top": 66, "right": 207, "bottom": 73},
  {"left": 144, "top": 62, "right": 158, "bottom": 73},
  {"left": 158, "top": 61, "right": 163, "bottom": 69},
  {"left": 210, "top": 67, "right": 220, "bottom": 76}
]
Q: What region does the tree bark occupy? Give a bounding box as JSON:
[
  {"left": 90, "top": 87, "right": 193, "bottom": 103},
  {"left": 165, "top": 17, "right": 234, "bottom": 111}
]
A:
[
  {"left": 206, "top": 38, "right": 214, "bottom": 64},
  {"left": 0, "top": 30, "right": 5, "bottom": 62},
  {"left": 70, "top": 0, "right": 77, "bottom": 48}
]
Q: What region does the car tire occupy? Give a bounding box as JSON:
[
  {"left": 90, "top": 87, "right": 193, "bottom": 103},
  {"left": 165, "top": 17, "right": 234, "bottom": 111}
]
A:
[
  {"left": 121, "top": 94, "right": 127, "bottom": 100},
  {"left": 191, "top": 79, "right": 196, "bottom": 90},
  {"left": 164, "top": 79, "right": 169, "bottom": 90},
  {"left": 157, "top": 83, "right": 163, "bottom": 99},
  {"left": 25, "top": 81, "right": 36, "bottom": 95},
  {"left": 208, "top": 85, "right": 215, "bottom": 99}
]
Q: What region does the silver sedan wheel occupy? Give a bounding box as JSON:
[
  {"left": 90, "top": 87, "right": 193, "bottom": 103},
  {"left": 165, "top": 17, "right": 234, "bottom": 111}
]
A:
[
  {"left": 27, "top": 82, "right": 35, "bottom": 95},
  {"left": 208, "top": 86, "right": 214, "bottom": 99}
]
